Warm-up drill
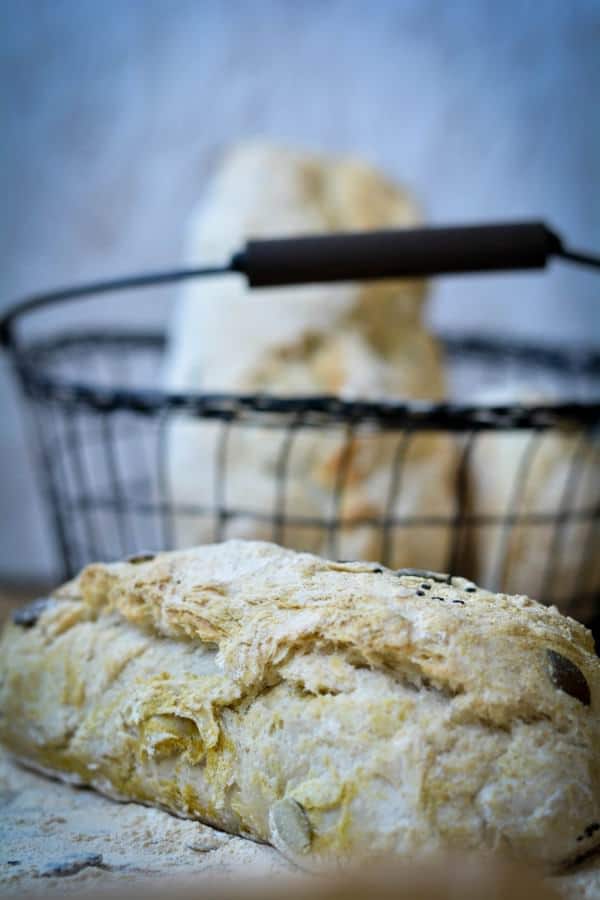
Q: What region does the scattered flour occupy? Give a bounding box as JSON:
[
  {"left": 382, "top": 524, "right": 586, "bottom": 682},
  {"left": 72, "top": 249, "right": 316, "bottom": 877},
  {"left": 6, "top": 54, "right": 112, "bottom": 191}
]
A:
[
  {"left": 0, "top": 747, "right": 293, "bottom": 895},
  {"left": 0, "top": 747, "right": 597, "bottom": 898}
]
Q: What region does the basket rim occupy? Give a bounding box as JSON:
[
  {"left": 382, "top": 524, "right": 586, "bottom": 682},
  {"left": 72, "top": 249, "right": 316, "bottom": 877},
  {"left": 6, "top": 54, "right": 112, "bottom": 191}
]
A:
[{"left": 11, "top": 329, "right": 600, "bottom": 429}]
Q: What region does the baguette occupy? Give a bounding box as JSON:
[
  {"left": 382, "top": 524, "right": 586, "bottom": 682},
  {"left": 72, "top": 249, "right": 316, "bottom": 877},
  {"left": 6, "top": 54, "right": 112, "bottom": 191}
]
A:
[{"left": 1, "top": 541, "right": 598, "bottom": 872}]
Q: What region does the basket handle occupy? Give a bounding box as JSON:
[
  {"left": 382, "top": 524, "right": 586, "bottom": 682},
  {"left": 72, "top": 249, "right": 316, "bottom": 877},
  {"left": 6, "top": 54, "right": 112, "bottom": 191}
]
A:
[
  {"left": 233, "top": 222, "right": 569, "bottom": 287},
  {"left": 2, "top": 221, "right": 599, "bottom": 348}
]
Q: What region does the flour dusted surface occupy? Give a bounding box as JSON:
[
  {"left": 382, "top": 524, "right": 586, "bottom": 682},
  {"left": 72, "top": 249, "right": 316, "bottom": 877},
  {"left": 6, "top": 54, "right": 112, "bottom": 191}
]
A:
[{"left": 0, "top": 747, "right": 290, "bottom": 895}]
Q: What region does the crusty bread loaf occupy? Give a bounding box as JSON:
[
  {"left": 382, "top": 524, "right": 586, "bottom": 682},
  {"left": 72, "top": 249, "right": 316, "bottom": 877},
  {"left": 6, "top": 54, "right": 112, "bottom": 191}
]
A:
[
  {"left": 1, "top": 541, "right": 598, "bottom": 873},
  {"left": 163, "top": 142, "right": 456, "bottom": 569}
]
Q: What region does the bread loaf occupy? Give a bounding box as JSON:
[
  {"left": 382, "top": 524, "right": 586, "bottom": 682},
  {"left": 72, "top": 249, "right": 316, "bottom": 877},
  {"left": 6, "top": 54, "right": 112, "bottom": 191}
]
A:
[
  {"left": 164, "top": 141, "right": 435, "bottom": 394},
  {"left": 163, "top": 142, "right": 455, "bottom": 569},
  {"left": 464, "top": 388, "right": 599, "bottom": 619},
  {"left": 1, "top": 541, "right": 598, "bottom": 873}
]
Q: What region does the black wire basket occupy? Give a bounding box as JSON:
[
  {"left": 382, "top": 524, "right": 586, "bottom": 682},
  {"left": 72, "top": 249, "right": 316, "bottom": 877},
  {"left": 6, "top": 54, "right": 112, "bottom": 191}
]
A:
[{"left": 2, "top": 222, "right": 599, "bottom": 638}]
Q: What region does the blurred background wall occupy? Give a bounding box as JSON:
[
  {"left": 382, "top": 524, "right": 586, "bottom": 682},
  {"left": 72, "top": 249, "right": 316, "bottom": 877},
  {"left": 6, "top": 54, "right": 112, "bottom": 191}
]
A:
[{"left": 1, "top": 0, "right": 599, "bottom": 580}]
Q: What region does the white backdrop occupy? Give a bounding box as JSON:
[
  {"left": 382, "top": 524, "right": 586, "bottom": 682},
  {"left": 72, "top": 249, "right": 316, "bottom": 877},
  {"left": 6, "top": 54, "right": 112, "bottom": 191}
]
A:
[{"left": 1, "top": 0, "right": 598, "bottom": 578}]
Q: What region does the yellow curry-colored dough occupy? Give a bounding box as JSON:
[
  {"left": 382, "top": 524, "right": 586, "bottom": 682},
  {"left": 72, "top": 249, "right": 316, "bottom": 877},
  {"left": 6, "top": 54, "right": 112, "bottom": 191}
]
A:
[{"left": 0, "top": 541, "right": 598, "bottom": 872}]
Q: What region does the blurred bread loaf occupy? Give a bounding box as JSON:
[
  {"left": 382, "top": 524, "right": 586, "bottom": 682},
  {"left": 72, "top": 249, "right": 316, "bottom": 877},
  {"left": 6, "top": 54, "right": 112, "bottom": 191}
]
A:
[
  {"left": 165, "top": 142, "right": 435, "bottom": 393},
  {"left": 164, "top": 142, "right": 455, "bottom": 568},
  {"left": 465, "top": 388, "right": 599, "bottom": 617}
]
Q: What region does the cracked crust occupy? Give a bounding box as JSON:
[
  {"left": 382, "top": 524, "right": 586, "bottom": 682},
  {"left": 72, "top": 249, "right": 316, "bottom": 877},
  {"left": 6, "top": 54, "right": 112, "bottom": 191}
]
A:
[{"left": 0, "top": 541, "right": 598, "bottom": 872}]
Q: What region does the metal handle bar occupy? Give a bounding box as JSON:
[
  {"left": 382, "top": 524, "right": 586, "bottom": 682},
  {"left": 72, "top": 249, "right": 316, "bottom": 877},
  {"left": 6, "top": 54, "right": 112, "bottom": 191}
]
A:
[{"left": 2, "top": 221, "right": 599, "bottom": 348}]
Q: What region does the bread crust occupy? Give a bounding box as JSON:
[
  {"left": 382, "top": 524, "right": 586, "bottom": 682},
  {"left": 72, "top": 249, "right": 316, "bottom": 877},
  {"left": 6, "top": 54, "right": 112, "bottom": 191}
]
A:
[{"left": 1, "top": 541, "right": 598, "bottom": 871}]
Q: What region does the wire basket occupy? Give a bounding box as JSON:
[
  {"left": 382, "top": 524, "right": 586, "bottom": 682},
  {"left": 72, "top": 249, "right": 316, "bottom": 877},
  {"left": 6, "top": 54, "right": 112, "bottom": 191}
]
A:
[{"left": 1, "top": 223, "right": 599, "bottom": 640}]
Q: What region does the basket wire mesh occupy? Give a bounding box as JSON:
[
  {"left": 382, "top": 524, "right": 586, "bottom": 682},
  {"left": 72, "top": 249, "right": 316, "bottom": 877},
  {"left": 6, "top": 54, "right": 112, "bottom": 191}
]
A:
[
  {"left": 2, "top": 225, "right": 599, "bottom": 639},
  {"left": 7, "top": 327, "right": 598, "bottom": 631}
]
